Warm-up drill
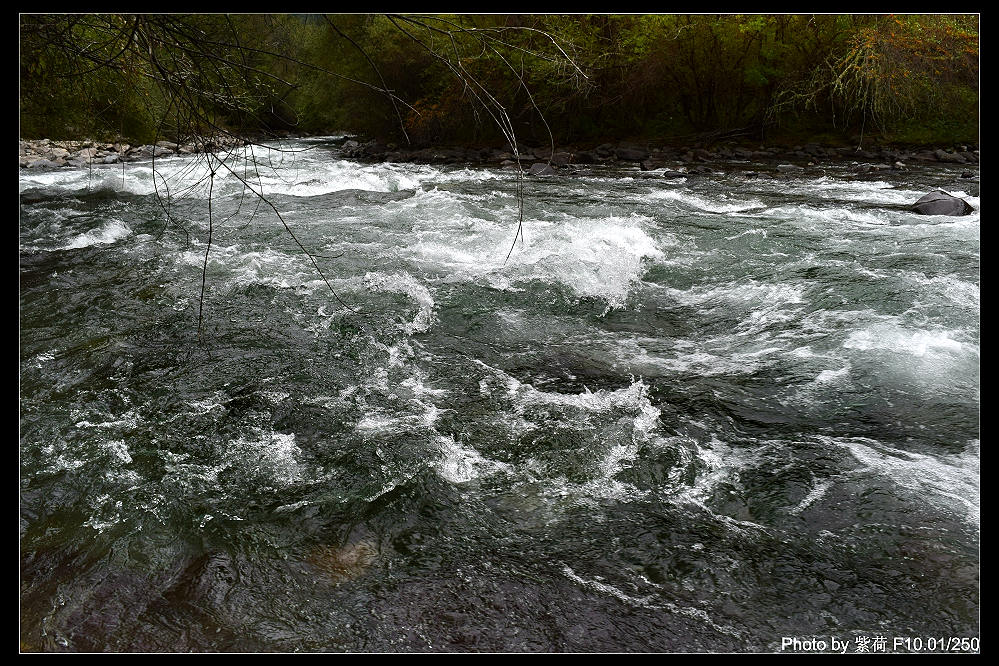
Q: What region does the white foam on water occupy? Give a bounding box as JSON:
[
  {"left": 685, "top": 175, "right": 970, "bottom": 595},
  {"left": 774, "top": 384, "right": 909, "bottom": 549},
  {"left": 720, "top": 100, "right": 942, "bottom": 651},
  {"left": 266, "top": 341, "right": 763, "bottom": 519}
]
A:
[
  {"left": 333, "top": 353, "right": 511, "bottom": 487},
  {"left": 20, "top": 148, "right": 439, "bottom": 201},
  {"left": 501, "top": 216, "right": 666, "bottom": 307},
  {"left": 363, "top": 468, "right": 422, "bottom": 503},
  {"left": 678, "top": 436, "right": 757, "bottom": 508},
  {"left": 237, "top": 430, "right": 303, "bottom": 487},
  {"left": 62, "top": 219, "right": 132, "bottom": 249},
  {"left": 399, "top": 376, "right": 448, "bottom": 398},
  {"left": 472, "top": 361, "right": 668, "bottom": 502},
  {"left": 724, "top": 228, "right": 768, "bottom": 241},
  {"left": 826, "top": 436, "right": 980, "bottom": 526},
  {"left": 38, "top": 440, "right": 87, "bottom": 473},
  {"left": 599, "top": 440, "right": 641, "bottom": 480},
  {"left": 82, "top": 494, "right": 124, "bottom": 533},
  {"left": 254, "top": 391, "right": 288, "bottom": 406},
  {"left": 665, "top": 280, "right": 805, "bottom": 308},
  {"left": 361, "top": 271, "right": 437, "bottom": 334},
  {"left": 561, "top": 565, "right": 744, "bottom": 639},
  {"left": 794, "top": 260, "right": 979, "bottom": 317},
  {"left": 646, "top": 188, "right": 766, "bottom": 213},
  {"left": 789, "top": 477, "right": 835, "bottom": 515},
  {"left": 174, "top": 242, "right": 323, "bottom": 292},
  {"left": 185, "top": 394, "right": 227, "bottom": 417},
  {"left": 29, "top": 350, "right": 57, "bottom": 368},
  {"left": 793, "top": 307, "right": 880, "bottom": 344},
  {"left": 781, "top": 364, "right": 854, "bottom": 405},
  {"left": 22, "top": 158, "right": 222, "bottom": 198},
  {"left": 758, "top": 203, "right": 897, "bottom": 228},
  {"left": 429, "top": 167, "right": 505, "bottom": 184},
  {"left": 815, "top": 365, "right": 851, "bottom": 384},
  {"left": 561, "top": 564, "right": 657, "bottom": 607},
  {"left": 496, "top": 367, "right": 656, "bottom": 417},
  {"left": 411, "top": 241, "right": 482, "bottom": 267},
  {"left": 796, "top": 316, "right": 980, "bottom": 400},
  {"left": 354, "top": 366, "right": 450, "bottom": 438},
  {"left": 253, "top": 159, "right": 428, "bottom": 196},
  {"left": 794, "top": 177, "right": 927, "bottom": 206},
  {"left": 906, "top": 273, "right": 980, "bottom": 312},
  {"left": 434, "top": 434, "right": 512, "bottom": 484},
  {"left": 100, "top": 439, "right": 133, "bottom": 464},
  {"left": 579, "top": 333, "right": 764, "bottom": 378},
  {"left": 230, "top": 250, "right": 312, "bottom": 288},
  {"left": 660, "top": 280, "right": 807, "bottom": 342},
  {"left": 844, "top": 324, "right": 972, "bottom": 358},
  {"left": 808, "top": 309, "right": 975, "bottom": 369},
  {"left": 354, "top": 413, "right": 400, "bottom": 433},
  {"left": 162, "top": 430, "right": 304, "bottom": 489},
  {"left": 407, "top": 213, "right": 665, "bottom": 308},
  {"left": 905, "top": 215, "right": 980, "bottom": 236},
  {"left": 274, "top": 500, "right": 311, "bottom": 514},
  {"left": 74, "top": 409, "right": 142, "bottom": 430},
  {"left": 476, "top": 361, "right": 654, "bottom": 424},
  {"left": 19, "top": 165, "right": 128, "bottom": 193}
]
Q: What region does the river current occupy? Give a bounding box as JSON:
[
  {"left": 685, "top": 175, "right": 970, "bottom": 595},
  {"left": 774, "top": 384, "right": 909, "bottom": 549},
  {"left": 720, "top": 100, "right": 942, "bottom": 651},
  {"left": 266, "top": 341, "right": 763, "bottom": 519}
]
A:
[{"left": 19, "top": 138, "right": 980, "bottom": 652}]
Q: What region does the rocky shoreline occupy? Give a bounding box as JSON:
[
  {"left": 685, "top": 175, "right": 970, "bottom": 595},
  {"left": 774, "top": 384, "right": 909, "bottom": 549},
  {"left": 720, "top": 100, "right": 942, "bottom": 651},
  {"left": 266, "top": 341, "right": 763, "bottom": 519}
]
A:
[
  {"left": 334, "top": 136, "right": 979, "bottom": 174},
  {"left": 20, "top": 134, "right": 979, "bottom": 178},
  {"left": 18, "top": 135, "right": 248, "bottom": 169}
]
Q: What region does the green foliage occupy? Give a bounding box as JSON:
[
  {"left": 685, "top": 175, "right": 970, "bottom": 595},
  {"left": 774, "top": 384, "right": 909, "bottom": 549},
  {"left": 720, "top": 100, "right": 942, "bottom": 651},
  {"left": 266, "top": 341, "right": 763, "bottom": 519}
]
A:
[
  {"left": 19, "top": 14, "right": 979, "bottom": 147},
  {"left": 772, "top": 14, "right": 979, "bottom": 142},
  {"left": 21, "top": 15, "right": 156, "bottom": 140},
  {"left": 20, "top": 14, "right": 306, "bottom": 143}
]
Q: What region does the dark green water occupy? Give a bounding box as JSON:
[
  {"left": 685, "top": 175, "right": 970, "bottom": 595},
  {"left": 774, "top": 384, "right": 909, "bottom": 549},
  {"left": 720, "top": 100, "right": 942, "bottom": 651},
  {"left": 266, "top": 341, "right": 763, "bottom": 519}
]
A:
[{"left": 20, "top": 139, "right": 979, "bottom": 652}]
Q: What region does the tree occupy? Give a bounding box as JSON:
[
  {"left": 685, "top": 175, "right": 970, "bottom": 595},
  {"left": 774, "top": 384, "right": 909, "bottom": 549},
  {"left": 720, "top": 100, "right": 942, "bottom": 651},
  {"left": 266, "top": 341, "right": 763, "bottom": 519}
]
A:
[{"left": 770, "top": 14, "right": 979, "bottom": 144}]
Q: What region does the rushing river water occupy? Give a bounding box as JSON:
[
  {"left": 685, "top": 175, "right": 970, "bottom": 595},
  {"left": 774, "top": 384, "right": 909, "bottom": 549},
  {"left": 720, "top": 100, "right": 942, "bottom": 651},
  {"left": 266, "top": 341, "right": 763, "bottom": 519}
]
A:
[{"left": 20, "top": 137, "right": 979, "bottom": 652}]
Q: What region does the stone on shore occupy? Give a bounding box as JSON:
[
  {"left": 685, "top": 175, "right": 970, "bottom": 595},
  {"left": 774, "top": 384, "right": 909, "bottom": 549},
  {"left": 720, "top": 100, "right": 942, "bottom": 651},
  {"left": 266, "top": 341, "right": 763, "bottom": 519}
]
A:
[
  {"left": 934, "top": 149, "right": 967, "bottom": 164},
  {"left": 614, "top": 146, "right": 649, "bottom": 161}
]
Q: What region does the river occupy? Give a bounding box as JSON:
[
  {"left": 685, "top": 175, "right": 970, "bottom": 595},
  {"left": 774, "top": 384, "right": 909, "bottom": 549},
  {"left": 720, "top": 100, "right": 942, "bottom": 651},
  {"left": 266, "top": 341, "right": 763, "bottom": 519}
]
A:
[{"left": 19, "top": 137, "right": 980, "bottom": 652}]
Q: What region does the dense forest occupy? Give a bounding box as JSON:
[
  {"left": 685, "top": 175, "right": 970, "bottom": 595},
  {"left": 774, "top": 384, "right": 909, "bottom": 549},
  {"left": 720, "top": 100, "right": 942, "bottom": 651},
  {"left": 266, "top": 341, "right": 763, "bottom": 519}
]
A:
[{"left": 20, "top": 14, "right": 979, "bottom": 148}]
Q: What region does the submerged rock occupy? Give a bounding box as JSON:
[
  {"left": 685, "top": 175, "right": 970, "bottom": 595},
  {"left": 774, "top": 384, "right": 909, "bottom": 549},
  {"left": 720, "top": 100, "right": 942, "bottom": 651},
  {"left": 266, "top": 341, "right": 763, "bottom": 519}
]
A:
[
  {"left": 306, "top": 540, "right": 378, "bottom": 582},
  {"left": 910, "top": 190, "right": 975, "bottom": 216}
]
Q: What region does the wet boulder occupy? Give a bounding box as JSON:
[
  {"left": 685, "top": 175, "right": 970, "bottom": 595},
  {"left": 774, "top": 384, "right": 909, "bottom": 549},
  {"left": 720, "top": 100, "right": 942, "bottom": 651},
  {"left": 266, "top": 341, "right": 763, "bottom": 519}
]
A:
[
  {"left": 910, "top": 190, "right": 974, "bottom": 216},
  {"left": 528, "top": 162, "right": 558, "bottom": 176},
  {"left": 551, "top": 151, "right": 573, "bottom": 166}
]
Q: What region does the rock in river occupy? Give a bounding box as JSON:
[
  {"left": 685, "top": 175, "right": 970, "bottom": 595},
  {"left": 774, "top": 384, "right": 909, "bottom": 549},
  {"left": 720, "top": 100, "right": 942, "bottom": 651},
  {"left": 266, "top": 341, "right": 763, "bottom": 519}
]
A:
[
  {"left": 528, "top": 162, "right": 558, "bottom": 176},
  {"left": 910, "top": 190, "right": 975, "bottom": 216}
]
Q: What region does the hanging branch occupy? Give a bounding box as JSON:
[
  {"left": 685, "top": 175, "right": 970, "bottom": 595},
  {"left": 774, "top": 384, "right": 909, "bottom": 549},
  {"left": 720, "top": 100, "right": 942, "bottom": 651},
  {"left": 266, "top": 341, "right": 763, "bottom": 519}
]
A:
[
  {"left": 198, "top": 155, "right": 217, "bottom": 342},
  {"left": 382, "top": 14, "right": 588, "bottom": 263}
]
